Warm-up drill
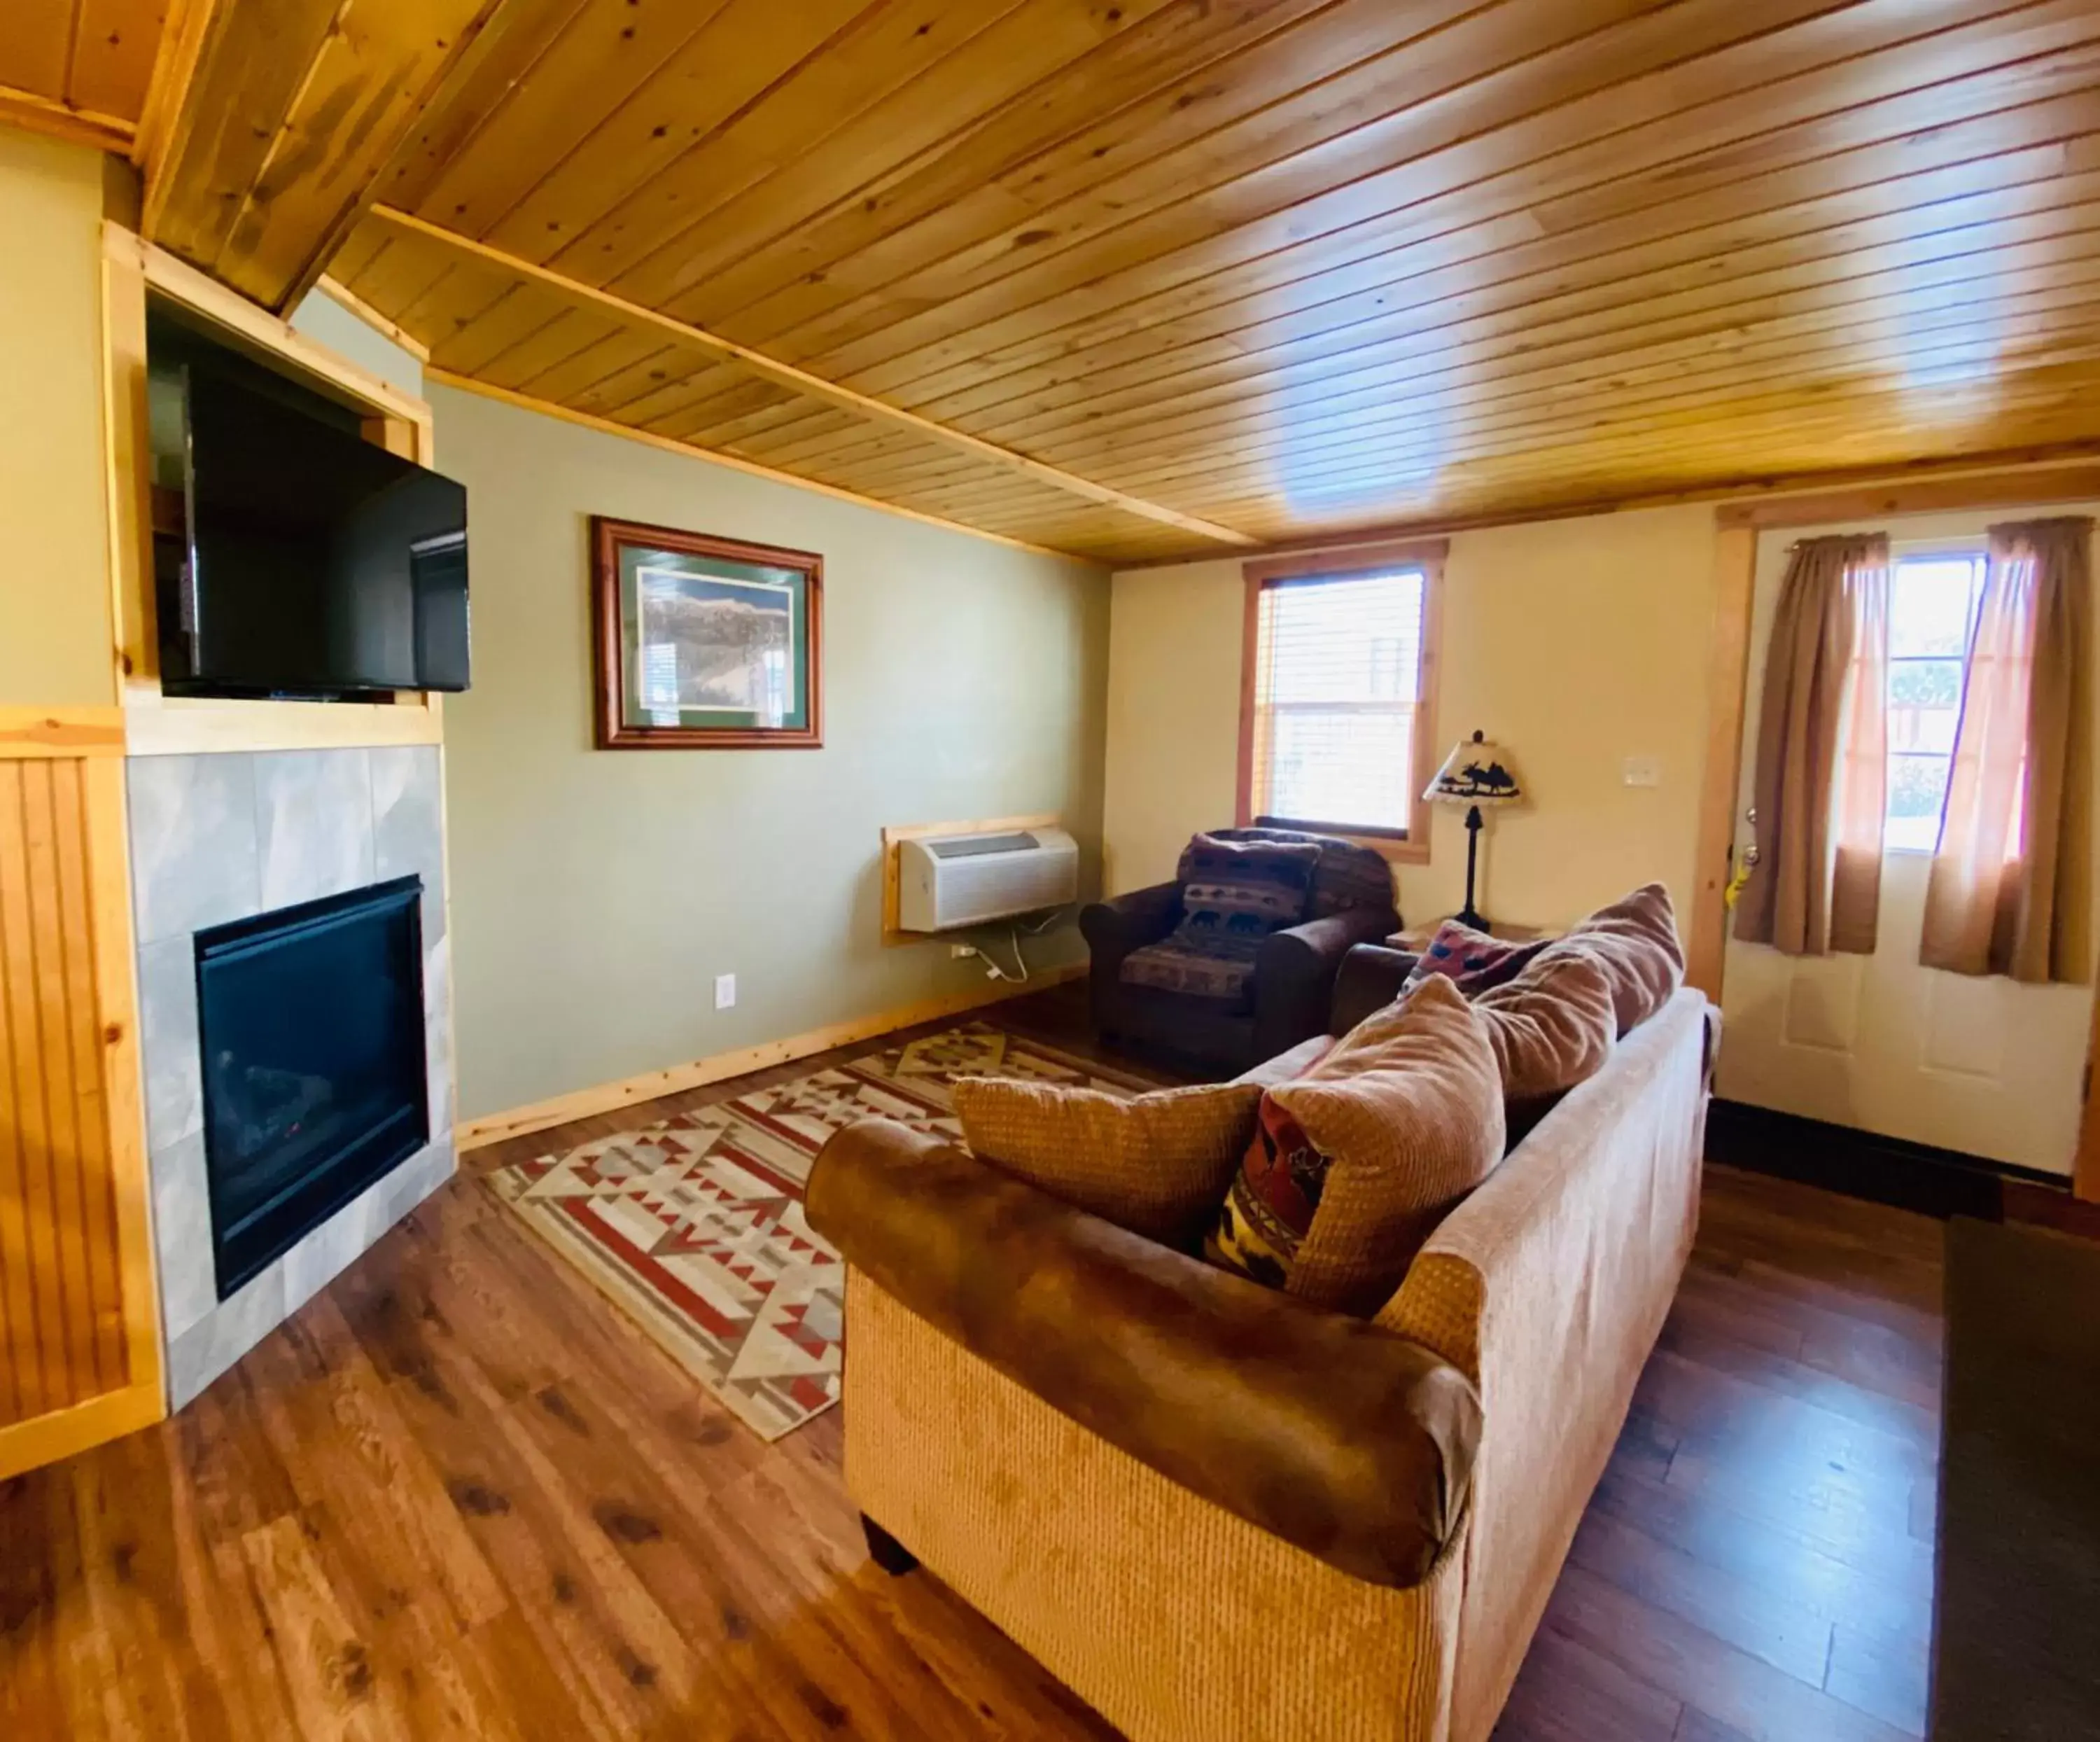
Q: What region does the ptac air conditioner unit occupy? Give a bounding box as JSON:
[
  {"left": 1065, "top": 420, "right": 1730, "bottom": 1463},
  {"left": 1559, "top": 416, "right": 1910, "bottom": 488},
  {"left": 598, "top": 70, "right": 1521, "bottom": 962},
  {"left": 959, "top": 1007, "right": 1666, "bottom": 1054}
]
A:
[{"left": 897, "top": 827, "right": 1079, "bottom": 932}]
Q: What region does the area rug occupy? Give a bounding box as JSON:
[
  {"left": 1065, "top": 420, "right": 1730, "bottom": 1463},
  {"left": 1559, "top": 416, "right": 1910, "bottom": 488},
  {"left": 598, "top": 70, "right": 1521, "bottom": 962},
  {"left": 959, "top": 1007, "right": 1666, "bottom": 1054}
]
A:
[
  {"left": 484, "top": 1023, "right": 1156, "bottom": 1441},
  {"left": 1931, "top": 1215, "right": 2100, "bottom": 1740}
]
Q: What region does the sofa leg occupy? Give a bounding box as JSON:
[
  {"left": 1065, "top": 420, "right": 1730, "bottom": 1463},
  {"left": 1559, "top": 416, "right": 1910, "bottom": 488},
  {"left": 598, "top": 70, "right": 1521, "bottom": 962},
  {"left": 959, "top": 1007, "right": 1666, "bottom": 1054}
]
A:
[{"left": 861, "top": 1514, "right": 918, "bottom": 1576}]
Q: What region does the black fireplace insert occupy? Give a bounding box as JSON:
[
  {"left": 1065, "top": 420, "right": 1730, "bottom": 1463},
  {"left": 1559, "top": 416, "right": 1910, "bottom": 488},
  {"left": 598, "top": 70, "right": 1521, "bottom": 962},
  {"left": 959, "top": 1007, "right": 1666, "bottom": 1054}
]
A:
[{"left": 196, "top": 875, "right": 428, "bottom": 1298}]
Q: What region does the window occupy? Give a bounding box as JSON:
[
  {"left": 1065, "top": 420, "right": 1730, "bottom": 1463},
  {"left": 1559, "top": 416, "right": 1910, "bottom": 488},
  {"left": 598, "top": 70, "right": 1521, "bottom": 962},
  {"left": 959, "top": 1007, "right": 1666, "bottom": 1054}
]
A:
[
  {"left": 1885, "top": 550, "right": 1986, "bottom": 852},
  {"left": 1238, "top": 541, "right": 1443, "bottom": 853}
]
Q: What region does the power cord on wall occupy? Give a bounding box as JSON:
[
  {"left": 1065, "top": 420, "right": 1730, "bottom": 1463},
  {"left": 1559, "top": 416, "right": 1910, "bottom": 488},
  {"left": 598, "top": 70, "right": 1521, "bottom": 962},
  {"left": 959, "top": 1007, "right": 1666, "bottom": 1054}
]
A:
[{"left": 952, "top": 907, "right": 1067, "bottom": 984}]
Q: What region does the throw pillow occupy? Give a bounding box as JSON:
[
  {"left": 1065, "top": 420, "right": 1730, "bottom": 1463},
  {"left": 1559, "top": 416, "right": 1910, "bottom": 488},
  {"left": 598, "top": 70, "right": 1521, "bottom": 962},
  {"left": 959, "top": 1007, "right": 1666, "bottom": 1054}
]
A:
[
  {"left": 1473, "top": 946, "right": 1617, "bottom": 1103},
  {"left": 1207, "top": 977, "right": 1504, "bottom": 1316},
  {"left": 1177, "top": 833, "right": 1322, "bottom": 940},
  {"left": 1403, "top": 919, "right": 1550, "bottom": 996},
  {"left": 954, "top": 1076, "right": 1263, "bottom": 1248},
  {"left": 1205, "top": 1091, "right": 1325, "bottom": 1289},
  {"left": 1561, "top": 882, "right": 1685, "bottom": 1036}
]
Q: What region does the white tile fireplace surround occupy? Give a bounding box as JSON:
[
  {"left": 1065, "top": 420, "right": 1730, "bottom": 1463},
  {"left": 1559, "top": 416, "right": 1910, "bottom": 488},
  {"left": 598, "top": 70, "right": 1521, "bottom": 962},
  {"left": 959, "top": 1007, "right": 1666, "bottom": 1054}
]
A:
[{"left": 128, "top": 746, "right": 455, "bottom": 1409}]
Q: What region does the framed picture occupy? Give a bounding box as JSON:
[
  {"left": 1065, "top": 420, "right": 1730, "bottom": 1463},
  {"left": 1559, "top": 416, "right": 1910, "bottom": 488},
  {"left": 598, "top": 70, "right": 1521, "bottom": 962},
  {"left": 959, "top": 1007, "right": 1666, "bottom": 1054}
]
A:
[{"left": 590, "top": 516, "right": 823, "bottom": 750}]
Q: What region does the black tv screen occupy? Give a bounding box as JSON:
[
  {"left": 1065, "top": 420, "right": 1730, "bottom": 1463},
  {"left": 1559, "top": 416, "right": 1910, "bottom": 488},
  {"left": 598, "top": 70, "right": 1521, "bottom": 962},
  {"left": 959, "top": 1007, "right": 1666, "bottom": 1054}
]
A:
[{"left": 162, "top": 365, "right": 470, "bottom": 697}]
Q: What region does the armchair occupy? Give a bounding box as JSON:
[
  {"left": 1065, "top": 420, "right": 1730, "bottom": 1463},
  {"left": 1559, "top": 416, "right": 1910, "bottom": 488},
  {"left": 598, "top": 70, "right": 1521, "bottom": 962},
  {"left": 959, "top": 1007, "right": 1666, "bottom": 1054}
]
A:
[{"left": 1081, "top": 828, "right": 1400, "bottom": 1074}]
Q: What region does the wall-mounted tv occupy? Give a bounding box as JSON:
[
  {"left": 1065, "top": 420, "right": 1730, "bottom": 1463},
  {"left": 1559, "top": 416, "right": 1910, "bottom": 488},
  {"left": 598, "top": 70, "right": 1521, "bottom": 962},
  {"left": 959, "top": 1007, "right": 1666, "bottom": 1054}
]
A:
[{"left": 152, "top": 319, "right": 470, "bottom": 699}]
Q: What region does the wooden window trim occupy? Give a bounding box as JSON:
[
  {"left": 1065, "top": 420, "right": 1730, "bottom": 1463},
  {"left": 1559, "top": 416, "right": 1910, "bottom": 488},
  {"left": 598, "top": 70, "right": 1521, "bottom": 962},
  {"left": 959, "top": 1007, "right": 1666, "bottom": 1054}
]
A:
[{"left": 1236, "top": 539, "right": 1447, "bottom": 865}]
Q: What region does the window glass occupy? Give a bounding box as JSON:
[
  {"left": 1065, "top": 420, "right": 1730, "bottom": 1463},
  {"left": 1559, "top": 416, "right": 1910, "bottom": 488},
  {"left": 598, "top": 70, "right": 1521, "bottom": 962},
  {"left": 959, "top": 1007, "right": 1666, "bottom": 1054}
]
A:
[
  {"left": 1250, "top": 570, "right": 1427, "bottom": 835},
  {"left": 1884, "top": 554, "right": 1984, "bottom": 853}
]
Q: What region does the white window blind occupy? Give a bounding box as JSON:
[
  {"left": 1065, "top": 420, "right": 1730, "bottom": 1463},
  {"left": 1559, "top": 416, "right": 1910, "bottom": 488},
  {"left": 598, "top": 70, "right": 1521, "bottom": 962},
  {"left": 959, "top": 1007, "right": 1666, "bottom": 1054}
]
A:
[{"left": 1249, "top": 569, "right": 1427, "bottom": 835}]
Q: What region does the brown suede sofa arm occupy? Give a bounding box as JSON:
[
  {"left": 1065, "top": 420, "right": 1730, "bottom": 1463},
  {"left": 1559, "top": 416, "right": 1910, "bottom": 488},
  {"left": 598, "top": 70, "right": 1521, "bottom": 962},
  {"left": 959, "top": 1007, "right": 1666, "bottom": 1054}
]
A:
[{"left": 806, "top": 1118, "right": 1482, "bottom": 1589}]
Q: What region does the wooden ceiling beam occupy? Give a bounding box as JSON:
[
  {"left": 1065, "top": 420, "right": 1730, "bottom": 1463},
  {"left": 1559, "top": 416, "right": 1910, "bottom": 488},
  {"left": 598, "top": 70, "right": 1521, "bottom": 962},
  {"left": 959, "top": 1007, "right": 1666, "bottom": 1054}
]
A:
[
  {"left": 132, "top": 0, "right": 215, "bottom": 186},
  {"left": 365, "top": 204, "right": 1258, "bottom": 550},
  {"left": 426, "top": 368, "right": 1100, "bottom": 563},
  {"left": 139, "top": 0, "right": 529, "bottom": 313}
]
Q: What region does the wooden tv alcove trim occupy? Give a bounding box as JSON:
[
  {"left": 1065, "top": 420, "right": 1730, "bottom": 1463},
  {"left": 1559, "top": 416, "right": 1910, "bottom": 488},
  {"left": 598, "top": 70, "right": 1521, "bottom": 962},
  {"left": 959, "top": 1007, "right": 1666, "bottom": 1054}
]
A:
[{"left": 99, "top": 223, "right": 445, "bottom": 758}]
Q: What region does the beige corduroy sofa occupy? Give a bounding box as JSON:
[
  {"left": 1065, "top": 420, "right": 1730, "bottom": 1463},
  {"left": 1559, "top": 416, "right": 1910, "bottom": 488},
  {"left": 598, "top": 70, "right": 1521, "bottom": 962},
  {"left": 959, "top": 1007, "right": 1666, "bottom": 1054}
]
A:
[{"left": 806, "top": 984, "right": 1713, "bottom": 1742}]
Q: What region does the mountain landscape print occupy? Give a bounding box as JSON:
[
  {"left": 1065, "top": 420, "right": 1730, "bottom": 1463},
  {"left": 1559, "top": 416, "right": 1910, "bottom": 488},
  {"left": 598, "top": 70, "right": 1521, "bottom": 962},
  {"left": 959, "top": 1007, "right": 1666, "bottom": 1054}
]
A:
[{"left": 637, "top": 566, "right": 794, "bottom": 721}]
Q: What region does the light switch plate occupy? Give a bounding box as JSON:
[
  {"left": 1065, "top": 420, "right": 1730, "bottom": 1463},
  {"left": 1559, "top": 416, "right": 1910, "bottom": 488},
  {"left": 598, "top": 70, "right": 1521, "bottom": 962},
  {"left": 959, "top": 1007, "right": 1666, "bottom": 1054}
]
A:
[
  {"left": 1622, "top": 755, "right": 1660, "bottom": 788},
  {"left": 714, "top": 973, "right": 736, "bottom": 1010}
]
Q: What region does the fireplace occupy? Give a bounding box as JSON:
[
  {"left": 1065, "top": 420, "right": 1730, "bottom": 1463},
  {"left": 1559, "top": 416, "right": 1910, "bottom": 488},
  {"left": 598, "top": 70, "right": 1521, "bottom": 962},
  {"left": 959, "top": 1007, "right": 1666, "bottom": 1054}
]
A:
[{"left": 197, "top": 875, "right": 429, "bottom": 1297}]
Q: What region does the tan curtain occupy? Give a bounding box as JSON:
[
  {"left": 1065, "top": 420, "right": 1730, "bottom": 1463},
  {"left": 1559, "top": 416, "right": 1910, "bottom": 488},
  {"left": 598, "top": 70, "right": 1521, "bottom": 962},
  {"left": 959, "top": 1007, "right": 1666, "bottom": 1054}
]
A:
[
  {"left": 1919, "top": 517, "right": 2093, "bottom": 982},
  {"left": 1735, "top": 534, "right": 1889, "bottom": 956}
]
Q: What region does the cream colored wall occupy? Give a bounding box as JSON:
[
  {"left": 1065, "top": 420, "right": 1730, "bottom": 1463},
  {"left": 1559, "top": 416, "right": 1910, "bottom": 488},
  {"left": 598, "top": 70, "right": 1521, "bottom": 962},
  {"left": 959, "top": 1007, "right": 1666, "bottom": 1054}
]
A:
[
  {"left": 431, "top": 384, "right": 1110, "bottom": 1120},
  {"left": 1102, "top": 504, "right": 1720, "bottom": 931},
  {"left": 0, "top": 130, "right": 115, "bottom": 709}
]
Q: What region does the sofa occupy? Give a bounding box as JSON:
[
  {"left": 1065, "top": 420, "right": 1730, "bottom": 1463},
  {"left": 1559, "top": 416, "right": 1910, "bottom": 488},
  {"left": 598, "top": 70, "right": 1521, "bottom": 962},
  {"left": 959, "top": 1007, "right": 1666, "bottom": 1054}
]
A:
[
  {"left": 807, "top": 942, "right": 1713, "bottom": 1742},
  {"left": 1080, "top": 827, "right": 1401, "bottom": 1075}
]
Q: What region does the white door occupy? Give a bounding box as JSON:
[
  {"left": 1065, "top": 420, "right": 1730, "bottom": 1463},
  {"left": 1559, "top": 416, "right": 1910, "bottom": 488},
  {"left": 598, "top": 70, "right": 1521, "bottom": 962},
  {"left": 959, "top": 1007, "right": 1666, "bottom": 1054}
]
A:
[{"left": 1717, "top": 510, "right": 2099, "bottom": 1176}]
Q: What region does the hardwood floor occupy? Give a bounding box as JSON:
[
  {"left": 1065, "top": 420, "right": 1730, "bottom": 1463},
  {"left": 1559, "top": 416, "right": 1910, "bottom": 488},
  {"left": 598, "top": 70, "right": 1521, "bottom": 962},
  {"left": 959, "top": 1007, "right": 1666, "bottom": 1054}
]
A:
[{"left": 0, "top": 987, "right": 1945, "bottom": 1741}]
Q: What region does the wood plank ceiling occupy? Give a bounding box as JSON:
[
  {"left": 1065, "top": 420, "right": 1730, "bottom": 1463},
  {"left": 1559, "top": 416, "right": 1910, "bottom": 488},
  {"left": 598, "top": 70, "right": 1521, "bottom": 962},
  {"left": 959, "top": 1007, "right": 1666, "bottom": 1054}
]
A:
[
  {"left": 0, "top": 0, "right": 167, "bottom": 148},
  {"left": 18, "top": 0, "right": 2100, "bottom": 566}
]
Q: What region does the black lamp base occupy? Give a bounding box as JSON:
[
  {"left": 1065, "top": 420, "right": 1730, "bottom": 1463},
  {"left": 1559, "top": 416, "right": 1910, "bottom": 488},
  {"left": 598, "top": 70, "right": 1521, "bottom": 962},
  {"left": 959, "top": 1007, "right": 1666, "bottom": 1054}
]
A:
[{"left": 1456, "top": 803, "right": 1489, "bottom": 933}]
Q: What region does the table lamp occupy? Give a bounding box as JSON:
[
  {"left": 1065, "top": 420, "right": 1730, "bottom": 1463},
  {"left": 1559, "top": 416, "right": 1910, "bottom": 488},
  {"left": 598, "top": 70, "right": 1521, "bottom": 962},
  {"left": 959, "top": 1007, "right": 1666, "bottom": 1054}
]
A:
[{"left": 1424, "top": 730, "right": 1525, "bottom": 931}]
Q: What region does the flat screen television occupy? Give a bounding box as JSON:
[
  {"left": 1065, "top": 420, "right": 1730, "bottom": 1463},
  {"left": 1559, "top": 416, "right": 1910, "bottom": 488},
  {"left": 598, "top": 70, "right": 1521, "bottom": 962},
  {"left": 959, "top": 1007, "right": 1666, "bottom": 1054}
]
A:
[{"left": 156, "top": 356, "right": 470, "bottom": 698}]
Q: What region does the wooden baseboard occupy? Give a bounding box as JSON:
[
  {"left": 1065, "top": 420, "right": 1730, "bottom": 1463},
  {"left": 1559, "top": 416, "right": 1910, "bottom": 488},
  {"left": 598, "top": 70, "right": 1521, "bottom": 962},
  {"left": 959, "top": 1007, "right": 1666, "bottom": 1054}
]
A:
[
  {"left": 0, "top": 1381, "right": 164, "bottom": 1482},
  {"left": 457, "top": 963, "right": 1088, "bottom": 1152},
  {"left": 1706, "top": 1098, "right": 2069, "bottom": 1221}
]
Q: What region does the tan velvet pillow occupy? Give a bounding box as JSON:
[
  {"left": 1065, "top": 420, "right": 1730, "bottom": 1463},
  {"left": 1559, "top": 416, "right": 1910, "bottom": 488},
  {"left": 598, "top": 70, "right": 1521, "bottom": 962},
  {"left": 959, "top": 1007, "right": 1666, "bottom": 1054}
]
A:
[
  {"left": 1562, "top": 882, "right": 1686, "bottom": 1036},
  {"left": 1256, "top": 977, "right": 1505, "bottom": 1316},
  {"left": 953, "top": 1076, "right": 1262, "bottom": 1248},
  {"left": 1474, "top": 947, "right": 1617, "bottom": 1102}
]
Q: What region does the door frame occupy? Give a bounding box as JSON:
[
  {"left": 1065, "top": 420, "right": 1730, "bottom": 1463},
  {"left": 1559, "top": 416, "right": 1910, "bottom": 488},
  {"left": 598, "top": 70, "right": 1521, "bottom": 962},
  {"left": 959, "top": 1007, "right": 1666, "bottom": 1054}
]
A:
[{"left": 1688, "top": 465, "right": 2100, "bottom": 1202}]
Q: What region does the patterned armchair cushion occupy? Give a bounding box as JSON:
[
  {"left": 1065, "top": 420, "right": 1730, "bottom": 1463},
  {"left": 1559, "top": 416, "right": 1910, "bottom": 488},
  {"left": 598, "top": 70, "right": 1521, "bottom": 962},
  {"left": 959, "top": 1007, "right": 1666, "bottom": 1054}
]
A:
[
  {"left": 1124, "top": 836, "right": 1321, "bottom": 1012},
  {"left": 1177, "top": 826, "right": 1394, "bottom": 919},
  {"left": 1119, "top": 932, "right": 1262, "bottom": 1010}
]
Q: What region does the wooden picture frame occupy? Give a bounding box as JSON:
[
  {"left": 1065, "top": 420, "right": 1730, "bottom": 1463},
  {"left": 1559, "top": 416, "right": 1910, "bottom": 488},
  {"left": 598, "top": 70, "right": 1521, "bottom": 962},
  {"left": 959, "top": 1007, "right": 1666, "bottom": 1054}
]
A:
[{"left": 590, "top": 516, "right": 824, "bottom": 750}]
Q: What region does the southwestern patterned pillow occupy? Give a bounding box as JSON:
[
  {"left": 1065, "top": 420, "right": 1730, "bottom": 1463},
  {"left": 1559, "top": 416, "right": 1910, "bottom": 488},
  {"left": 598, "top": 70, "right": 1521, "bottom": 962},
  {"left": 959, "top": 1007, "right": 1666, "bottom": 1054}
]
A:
[
  {"left": 1205, "top": 1092, "right": 1326, "bottom": 1290},
  {"left": 1207, "top": 977, "right": 1504, "bottom": 1314},
  {"left": 1178, "top": 833, "right": 1321, "bottom": 938},
  {"left": 1122, "top": 835, "right": 1322, "bottom": 1010},
  {"left": 1402, "top": 919, "right": 1550, "bottom": 997}
]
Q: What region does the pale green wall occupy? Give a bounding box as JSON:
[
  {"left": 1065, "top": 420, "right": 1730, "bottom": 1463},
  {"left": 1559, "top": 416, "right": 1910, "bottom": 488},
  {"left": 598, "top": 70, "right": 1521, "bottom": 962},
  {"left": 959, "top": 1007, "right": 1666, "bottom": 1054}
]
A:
[
  {"left": 0, "top": 130, "right": 114, "bottom": 707},
  {"left": 430, "top": 384, "right": 1111, "bottom": 1120},
  {"left": 290, "top": 287, "right": 426, "bottom": 398}
]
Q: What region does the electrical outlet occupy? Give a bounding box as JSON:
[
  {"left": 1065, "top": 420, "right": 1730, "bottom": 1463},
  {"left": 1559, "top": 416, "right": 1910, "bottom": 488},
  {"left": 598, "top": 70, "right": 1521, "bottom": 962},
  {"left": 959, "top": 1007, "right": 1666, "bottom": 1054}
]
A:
[
  {"left": 714, "top": 973, "right": 736, "bottom": 1010},
  {"left": 951, "top": 943, "right": 976, "bottom": 960},
  {"left": 1622, "top": 755, "right": 1661, "bottom": 788}
]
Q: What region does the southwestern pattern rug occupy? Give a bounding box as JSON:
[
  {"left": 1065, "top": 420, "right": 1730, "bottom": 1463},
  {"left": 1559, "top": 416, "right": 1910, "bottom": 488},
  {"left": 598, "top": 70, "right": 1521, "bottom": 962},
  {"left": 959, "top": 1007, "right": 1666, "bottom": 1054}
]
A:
[{"left": 485, "top": 1023, "right": 1156, "bottom": 1441}]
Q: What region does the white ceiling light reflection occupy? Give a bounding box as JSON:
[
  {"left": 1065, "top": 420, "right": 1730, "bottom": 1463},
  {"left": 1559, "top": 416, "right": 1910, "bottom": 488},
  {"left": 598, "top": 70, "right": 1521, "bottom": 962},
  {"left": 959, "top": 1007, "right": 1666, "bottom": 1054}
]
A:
[{"left": 1268, "top": 400, "right": 1452, "bottom": 514}]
